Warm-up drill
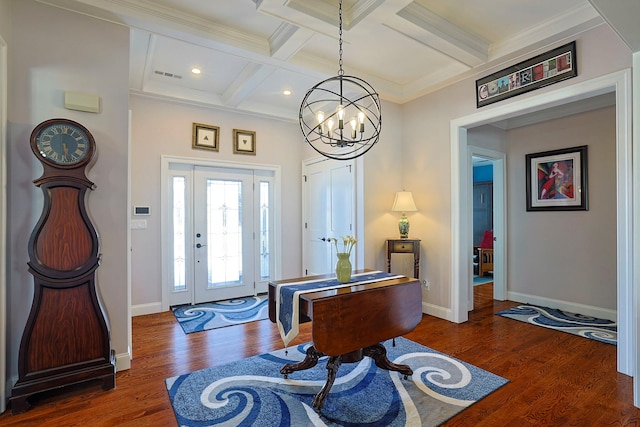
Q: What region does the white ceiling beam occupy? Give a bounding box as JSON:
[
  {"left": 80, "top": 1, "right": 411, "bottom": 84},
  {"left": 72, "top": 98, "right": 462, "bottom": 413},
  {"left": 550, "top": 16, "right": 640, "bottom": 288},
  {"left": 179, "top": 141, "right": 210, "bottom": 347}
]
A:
[
  {"left": 269, "top": 22, "right": 315, "bottom": 61},
  {"left": 588, "top": 0, "right": 640, "bottom": 52},
  {"left": 388, "top": 2, "right": 488, "bottom": 67},
  {"left": 489, "top": 3, "right": 602, "bottom": 60},
  {"left": 222, "top": 64, "right": 276, "bottom": 108}
]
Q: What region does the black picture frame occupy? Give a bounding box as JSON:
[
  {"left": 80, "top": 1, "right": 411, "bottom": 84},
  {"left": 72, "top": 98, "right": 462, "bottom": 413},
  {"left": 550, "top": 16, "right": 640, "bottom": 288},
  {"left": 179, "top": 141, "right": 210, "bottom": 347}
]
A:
[
  {"left": 476, "top": 41, "right": 577, "bottom": 108},
  {"left": 526, "top": 145, "right": 588, "bottom": 211}
]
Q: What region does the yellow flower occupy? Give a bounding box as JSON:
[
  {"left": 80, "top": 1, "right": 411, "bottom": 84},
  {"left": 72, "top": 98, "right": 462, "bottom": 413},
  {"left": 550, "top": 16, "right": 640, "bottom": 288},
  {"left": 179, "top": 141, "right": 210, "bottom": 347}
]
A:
[{"left": 332, "top": 235, "right": 357, "bottom": 255}]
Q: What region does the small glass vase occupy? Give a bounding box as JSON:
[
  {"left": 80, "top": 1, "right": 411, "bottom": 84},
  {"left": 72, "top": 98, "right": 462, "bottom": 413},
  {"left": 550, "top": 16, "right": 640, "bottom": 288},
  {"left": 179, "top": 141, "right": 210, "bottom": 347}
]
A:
[{"left": 335, "top": 252, "right": 352, "bottom": 283}]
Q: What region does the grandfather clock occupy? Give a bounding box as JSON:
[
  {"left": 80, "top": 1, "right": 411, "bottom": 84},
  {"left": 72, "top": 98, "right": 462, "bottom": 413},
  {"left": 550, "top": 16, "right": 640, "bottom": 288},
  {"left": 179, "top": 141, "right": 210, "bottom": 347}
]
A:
[{"left": 10, "top": 118, "right": 115, "bottom": 414}]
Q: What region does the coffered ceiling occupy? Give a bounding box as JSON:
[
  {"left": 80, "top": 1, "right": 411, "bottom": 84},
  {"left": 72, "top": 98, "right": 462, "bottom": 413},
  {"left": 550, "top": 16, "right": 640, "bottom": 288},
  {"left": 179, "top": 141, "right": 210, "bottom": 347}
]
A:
[{"left": 38, "top": 0, "right": 635, "bottom": 121}]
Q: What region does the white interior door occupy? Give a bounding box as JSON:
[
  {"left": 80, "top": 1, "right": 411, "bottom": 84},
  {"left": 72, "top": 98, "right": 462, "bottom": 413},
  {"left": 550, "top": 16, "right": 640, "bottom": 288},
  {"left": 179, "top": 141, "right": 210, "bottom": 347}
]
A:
[
  {"left": 193, "top": 166, "right": 255, "bottom": 303},
  {"left": 304, "top": 160, "right": 330, "bottom": 276},
  {"left": 303, "top": 158, "right": 354, "bottom": 276}
]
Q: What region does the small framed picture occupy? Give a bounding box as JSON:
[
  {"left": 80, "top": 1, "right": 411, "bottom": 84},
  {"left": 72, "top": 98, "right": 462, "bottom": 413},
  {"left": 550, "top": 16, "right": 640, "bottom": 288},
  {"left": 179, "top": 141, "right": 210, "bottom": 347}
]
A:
[
  {"left": 233, "top": 129, "right": 256, "bottom": 155},
  {"left": 526, "top": 145, "right": 588, "bottom": 211},
  {"left": 192, "top": 123, "right": 219, "bottom": 151}
]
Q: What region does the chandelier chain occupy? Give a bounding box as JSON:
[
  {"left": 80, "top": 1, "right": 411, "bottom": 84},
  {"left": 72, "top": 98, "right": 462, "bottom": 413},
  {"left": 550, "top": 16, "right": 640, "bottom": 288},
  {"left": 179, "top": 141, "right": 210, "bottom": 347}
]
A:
[
  {"left": 298, "top": 0, "right": 381, "bottom": 161},
  {"left": 338, "top": 0, "right": 343, "bottom": 76}
]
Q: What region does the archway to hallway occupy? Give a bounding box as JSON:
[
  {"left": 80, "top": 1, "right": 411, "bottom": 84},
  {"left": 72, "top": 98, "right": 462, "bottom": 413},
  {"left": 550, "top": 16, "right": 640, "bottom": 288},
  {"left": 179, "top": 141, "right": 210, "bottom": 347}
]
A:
[{"left": 450, "top": 70, "right": 633, "bottom": 380}]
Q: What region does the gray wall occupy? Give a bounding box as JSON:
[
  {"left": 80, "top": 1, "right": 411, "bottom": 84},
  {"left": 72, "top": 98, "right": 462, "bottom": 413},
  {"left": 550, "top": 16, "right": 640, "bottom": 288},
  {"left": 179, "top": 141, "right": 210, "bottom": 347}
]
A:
[
  {"left": 506, "top": 106, "right": 617, "bottom": 310},
  {"left": 465, "top": 106, "right": 617, "bottom": 311}
]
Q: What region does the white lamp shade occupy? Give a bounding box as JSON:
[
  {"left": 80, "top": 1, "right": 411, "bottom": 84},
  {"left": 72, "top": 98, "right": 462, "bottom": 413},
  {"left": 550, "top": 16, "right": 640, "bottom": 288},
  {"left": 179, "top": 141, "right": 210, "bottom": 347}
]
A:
[{"left": 391, "top": 191, "right": 417, "bottom": 212}]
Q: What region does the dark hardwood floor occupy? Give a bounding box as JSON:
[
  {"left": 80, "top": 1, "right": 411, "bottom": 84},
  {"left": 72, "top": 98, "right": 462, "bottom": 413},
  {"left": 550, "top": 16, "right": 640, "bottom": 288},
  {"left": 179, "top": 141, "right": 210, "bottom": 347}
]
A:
[{"left": 1, "top": 283, "right": 638, "bottom": 426}]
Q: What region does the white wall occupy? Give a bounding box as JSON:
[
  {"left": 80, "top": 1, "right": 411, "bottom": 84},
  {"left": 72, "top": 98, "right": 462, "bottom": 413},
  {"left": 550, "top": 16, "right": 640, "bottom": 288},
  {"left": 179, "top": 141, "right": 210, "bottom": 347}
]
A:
[
  {"left": 468, "top": 126, "right": 507, "bottom": 153},
  {"left": 129, "top": 96, "right": 405, "bottom": 309},
  {"left": 361, "top": 101, "right": 404, "bottom": 273},
  {"left": 401, "top": 23, "right": 631, "bottom": 311},
  {"left": 129, "top": 95, "right": 304, "bottom": 308},
  {"left": 7, "top": 0, "right": 131, "bottom": 380}
]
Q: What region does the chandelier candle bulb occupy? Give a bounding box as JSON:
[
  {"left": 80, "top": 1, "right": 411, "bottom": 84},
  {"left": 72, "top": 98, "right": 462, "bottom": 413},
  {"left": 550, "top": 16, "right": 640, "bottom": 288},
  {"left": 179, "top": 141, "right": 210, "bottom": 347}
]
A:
[
  {"left": 337, "top": 104, "right": 345, "bottom": 129},
  {"left": 350, "top": 117, "right": 357, "bottom": 138},
  {"left": 358, "top": 111, "right": 365, "bottom": 133},
  {"left": 317, "top": 111, "right": 325, "bottom": 133}
]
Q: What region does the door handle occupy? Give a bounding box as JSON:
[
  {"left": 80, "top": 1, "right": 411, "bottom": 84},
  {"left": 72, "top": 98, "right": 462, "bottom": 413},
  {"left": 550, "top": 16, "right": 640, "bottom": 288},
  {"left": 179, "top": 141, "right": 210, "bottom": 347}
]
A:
[{"left": 196, "top": 243, "right": 206, "bottom": 248}]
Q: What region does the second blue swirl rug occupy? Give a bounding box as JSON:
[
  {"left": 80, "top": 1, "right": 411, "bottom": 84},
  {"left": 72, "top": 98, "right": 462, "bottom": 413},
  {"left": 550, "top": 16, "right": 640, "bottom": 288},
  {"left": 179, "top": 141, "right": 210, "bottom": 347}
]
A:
[
  {"left": 496, "top": 304, "right": 617, "bottom": 345},
  {"left": 172, "top": 295, "right": 268, "bottom": 334},
  {"left": 166, "top": 337, "right": 508, "bottom": 426}
]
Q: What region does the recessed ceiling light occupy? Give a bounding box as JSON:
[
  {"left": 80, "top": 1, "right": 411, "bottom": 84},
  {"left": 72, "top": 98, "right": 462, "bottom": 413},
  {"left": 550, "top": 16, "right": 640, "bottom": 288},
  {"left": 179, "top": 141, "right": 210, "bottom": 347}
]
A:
[
  {"left": 283, "top": 90, "right": 291, "bottom": 96},
  {"left": 191, "top": 67, "right": 201, "bottom": 75}
]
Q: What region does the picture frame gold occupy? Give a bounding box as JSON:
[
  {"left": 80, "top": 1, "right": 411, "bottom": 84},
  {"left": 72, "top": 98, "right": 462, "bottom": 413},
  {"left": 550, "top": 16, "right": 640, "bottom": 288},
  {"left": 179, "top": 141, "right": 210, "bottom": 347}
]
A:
[
  {"left": 192, "top": 123, "right": 219, "bottom": 151},
  {"left": 233, "top": 129, "right": 256, "bottom": 155}
]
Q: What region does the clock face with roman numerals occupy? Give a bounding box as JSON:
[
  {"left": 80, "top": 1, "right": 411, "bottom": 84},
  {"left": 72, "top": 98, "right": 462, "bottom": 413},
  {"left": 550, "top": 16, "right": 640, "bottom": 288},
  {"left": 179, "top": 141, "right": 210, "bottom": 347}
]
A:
[{"left": 31, "top": 119, "right": 95, "bottom": 167}]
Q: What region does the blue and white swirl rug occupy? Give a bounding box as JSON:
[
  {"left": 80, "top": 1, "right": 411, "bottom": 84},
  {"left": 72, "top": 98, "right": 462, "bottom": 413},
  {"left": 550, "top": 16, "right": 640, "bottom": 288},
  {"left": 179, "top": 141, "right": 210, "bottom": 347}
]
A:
[
  {"left": 496, "top": 304, "right": 617, "bottom": 345},
  {"left": 165, "top": 337, "right": 508, "bottom": 426},
  {"left": 172, "top": 295, "right": 268, "bottom": 334}
]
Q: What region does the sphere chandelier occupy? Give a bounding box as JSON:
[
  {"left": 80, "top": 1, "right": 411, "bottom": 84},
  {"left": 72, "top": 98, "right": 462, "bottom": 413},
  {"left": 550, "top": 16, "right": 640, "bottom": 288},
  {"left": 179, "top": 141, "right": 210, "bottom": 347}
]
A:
[{"left": 299, "top": 0, "right": 382, "bottom": 161}]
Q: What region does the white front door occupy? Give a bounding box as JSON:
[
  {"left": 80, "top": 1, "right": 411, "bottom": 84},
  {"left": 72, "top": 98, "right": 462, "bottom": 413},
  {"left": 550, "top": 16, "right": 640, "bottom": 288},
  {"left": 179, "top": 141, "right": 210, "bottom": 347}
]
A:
[
  {"left": 193, "top": 166, "right": 255, "bottom": 303},
  {"left": 302, "top": 158, "right": 355, "bottom": 276},
  {"left": 165, "top": 162, "right": 276, "bottom": 307}
]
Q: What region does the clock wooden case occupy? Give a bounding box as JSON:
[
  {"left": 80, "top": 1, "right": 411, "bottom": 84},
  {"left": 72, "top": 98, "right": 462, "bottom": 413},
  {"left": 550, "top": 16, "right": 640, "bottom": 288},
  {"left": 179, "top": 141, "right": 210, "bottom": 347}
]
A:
[{"left": 10, "top": 118, "right": 115, "bottom": 413}]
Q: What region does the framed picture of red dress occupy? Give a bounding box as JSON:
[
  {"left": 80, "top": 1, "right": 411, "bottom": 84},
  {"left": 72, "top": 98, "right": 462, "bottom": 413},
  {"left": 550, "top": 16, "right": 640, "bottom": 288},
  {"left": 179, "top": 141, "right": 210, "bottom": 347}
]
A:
[{"left": 526, "top": 145, "right": 588, "bottom": 211}]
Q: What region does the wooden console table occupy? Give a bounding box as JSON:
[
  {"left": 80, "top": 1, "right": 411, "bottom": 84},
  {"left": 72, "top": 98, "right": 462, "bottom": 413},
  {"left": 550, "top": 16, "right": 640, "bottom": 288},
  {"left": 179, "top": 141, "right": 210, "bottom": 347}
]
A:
[
  {"left": 386, "top": 238, "right": 421, "bottom": 279},
  {"left": 268, "top": 271, "right": 422, "bottom": 410}
]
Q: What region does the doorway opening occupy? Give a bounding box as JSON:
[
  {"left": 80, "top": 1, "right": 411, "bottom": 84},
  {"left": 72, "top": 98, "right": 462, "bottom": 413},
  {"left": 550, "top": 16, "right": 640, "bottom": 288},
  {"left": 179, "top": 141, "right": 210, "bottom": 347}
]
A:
[
  {"left": 161, "top": 157, "right": 281, "bottom": 310},
  {"left": 451, "top": 70, "right": 633, "bottom": 378},
  {"left": 468, "top": 147, "right": 506, "bottom": 310}
]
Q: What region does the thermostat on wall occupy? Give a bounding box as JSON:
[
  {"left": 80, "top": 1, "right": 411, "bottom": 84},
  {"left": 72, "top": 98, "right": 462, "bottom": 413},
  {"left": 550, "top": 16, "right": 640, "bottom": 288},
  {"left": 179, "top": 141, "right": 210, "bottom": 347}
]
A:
[{"left": 134, "top": 206, "right": 151, "bottom": 215}]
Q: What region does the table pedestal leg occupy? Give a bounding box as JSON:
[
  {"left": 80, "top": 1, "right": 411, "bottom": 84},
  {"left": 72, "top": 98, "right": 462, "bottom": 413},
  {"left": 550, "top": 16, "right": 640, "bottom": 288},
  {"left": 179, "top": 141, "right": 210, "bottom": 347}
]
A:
[
  {"left": 312, "top": 356, "right": 342, "bottom": 410},
  {"left": 280, "top": 345, "right": 324, "bottom": 379},
  {"left": 280, "top": 342, "right": 412, "bottom": 411},
  {"left": 363, "top": 343, "right": 413, "bottom": 379}
]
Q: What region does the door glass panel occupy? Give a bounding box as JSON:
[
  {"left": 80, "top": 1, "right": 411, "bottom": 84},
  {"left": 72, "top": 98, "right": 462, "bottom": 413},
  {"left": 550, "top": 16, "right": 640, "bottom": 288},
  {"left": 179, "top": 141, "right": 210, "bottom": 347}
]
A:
[
  {"left": 259, "top": 181, "right": 270, "bottom": 279},
  {"left": 172, "top": 176, "right": 186, "bottom": 291},
  {"left": 207, "top": 179, "right": 242, "bottom": 287}
]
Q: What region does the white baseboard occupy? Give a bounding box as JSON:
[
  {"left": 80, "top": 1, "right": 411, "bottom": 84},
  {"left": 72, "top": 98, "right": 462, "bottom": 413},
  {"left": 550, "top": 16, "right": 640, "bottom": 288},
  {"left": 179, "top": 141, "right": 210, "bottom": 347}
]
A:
[
  {"left": 507, "top": 291, "right": 617, "bottom": 321},
  {"left": 131, "top": 302, "right": 163, "bottom": 317},
  {"left": 422, "top": 301, "right": 454, "bottom": 322},
  {"left": 116, "top": 349, "right": 131, "bottom": 372}
]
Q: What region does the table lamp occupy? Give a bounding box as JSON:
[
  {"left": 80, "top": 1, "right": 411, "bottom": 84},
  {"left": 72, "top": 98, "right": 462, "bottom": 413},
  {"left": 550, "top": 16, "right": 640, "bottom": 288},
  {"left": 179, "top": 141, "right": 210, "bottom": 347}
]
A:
[{"left": 391, "top": 191, "right": 417, "bottom": 238}]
